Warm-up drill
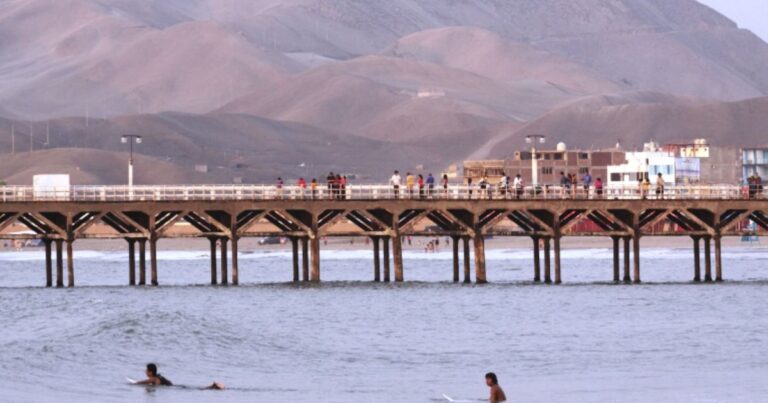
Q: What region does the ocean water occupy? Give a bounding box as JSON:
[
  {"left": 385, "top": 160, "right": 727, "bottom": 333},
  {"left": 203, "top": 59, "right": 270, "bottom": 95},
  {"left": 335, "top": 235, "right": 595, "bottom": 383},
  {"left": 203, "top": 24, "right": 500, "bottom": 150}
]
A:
[{"left": 0, "top": 245, "right": 767, "bottom": 403}]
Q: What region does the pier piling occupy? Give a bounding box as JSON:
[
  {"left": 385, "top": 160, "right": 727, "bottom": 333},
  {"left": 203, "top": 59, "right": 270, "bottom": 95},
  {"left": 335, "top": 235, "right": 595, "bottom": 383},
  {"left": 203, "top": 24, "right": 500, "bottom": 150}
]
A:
[
  {"left": 622, "top": 236, "right": 631, "bottom": 283},
  {"left": 55, "top": 239, "right": 63, "bottom": 288},
  {"left": 292, "top": 237, "right": 299, "bottom": 282},
  {"left": 150, "top": 238, "right": 158, "bottom": 286},
  {"left": 612, "top": 236, "right": 620, "bottom": 282},
  {"left": 692, "top": 236, "right": 701, "bottom": 282},
  {"left": 533, "top": 237, "right": 541, "bottom": 282},
  {"left": 220, "top": 238, "right": 228, "bottom": 285},
  {"left": 704, "top": 236, "right": 713, "bottom": 282},
  {"left": 714, "top": 235, "right": 723, "bottom": 282},
  {"left": 301, "top": 237, "right": 309, "bottom": 282},
  {"left": 633, "top": 235, "right": 641, "bottom": 284},
  {"left": 44, "top": 239, "right": 52, "bottom": 287},
  {"left": 66, "top": 239, "right": 74, "bottom": 288},
  {"left": 474, "top": 234, "right": 487, "bottom": 284},
  {"left": 452, "top": 236, "right": 459, "bottom": 282},
  {"left": 128, "top": 239, "right": 136, "bottom": 286},
  {"left": 462, "top": 237, "right": 471, "bottom": 283},
  {"left": 139, "top": 239, "right": 146, "bottom": 286},
  {"left": 543, "top": 237, "right": 552, "bottom": 284},
  {"left": 382, "top": 237, "right": 390, "bottom": 282},
  {"left": 553, "top": 236, "right": 562, "bottom": 285},
  {"left": 373, "top": 237, "right": 381, "bottom": 282},
  {"left": 231, "top": 235, "right": 239, "bottom": 285},
  {"left": 209, "top": 238, "right": 217, "bottom": 285}
]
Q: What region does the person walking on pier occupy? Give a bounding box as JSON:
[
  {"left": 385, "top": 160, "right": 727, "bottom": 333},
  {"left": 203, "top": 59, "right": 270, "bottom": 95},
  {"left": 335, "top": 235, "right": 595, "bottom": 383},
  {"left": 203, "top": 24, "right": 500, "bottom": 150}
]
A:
[
  {"left": 390, "top": 170, "right": 402, "bottom": 199},
  {"left": 485, "top": 372, "right": 507, "bottom": 402},
  {"left": 655, "top": 173, "right": 665, "bottom": 199}
]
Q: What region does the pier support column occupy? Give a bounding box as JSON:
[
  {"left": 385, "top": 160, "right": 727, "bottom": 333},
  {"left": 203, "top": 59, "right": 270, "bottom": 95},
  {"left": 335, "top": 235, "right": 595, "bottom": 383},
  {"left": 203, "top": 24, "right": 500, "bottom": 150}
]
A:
[
  {"left": 623, "top": 236, "right": 631, "bottom": 283},
  {"left": 66, "top": 238, "right": 74, "bottom": 288},
  {"left": 611, "top": 236, "right": 620, "bottom": 283},
  {"left": 553, "top": 236, "right": 562, "bottom": 285},
  {"left": 139, "top": 239, "right": 146, "bottom": 286},
  {"left": 462, "top": 237, "right": 471, "bottom": 283},
  {"left": 292, "top": 237, "right": 300, "bottom": 282},
  {"left": 301, "top": 237, "right": 309, "bottom": 282},
  {"left": 373, "top": 237, "right": 381, "bottom": 282},
  {"left": 632, "top": 234, "right": 641, "bottom": 284},
  {"left": 474, "top": 233, "right": 487, "bottom": 284},
  {"left": 704, "top": 235, "right": 712, "bottom": 282},
  {"left": 714, "top": 234, "right": 723, "bottom": 282},
  {"left": 452, "top": 236, "right": 460, "bottom": 282},
  {"left": 220, "top": 238, "right": 228, "bottom": 285},
  {"left": 383, "top": 237, "right": 391, "bottom": 282},
  {"left": 310, "top": 230, "right": 321, "bottom": 283},
  {"left": 543, "top": 237, "right": 552, "bottom": 284},
  {"left": 150, "top": 237, "right": 158, "bottom": 286},
  {"left": 128, "top": 239, "right": 136, "bottom": 286},
  {"left": 231, "top": 235, "right": 239, "bottom": 286},
  {"left": 44, "top": 239, "right": 52, "bottom": 287},
  {"left": 533, "top": 237, "right": 541, "bottom": 283},
  {"left": 692, "top": 236, "right": 701, "bottom": 282},
  {"left": 55, "top": 239, "right": 64, "bottom": 288},
  {"left": 209, "top": 238, "right": 218, "bottom": 285},
  {"left": 392, "top": 235, "right": 404, "bottom": 282}
]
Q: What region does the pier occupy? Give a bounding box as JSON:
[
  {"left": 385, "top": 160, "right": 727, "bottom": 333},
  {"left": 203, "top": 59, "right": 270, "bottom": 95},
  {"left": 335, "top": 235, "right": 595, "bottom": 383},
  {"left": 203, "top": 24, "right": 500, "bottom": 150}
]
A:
[{"left": 0, "top": 184, "right": 765, "bottom": 287}]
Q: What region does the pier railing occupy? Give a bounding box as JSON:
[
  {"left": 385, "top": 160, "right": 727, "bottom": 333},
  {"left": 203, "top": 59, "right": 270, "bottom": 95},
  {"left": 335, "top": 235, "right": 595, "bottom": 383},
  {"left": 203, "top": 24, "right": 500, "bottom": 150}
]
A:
[{"left": 0, "top": 184, "right": 761, "bottom": 202}]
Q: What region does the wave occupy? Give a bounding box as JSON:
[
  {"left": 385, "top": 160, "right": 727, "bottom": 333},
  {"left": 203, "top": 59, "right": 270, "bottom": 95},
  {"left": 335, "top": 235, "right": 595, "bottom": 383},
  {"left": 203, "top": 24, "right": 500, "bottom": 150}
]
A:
[{"left": 0, "top": 247, "right": 764, "bottom": 262}]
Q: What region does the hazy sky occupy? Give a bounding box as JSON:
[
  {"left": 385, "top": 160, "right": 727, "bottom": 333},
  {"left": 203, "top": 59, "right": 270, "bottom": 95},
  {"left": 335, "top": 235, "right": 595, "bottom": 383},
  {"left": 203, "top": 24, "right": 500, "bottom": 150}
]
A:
[{"left": 698, "top": 0, "right": 768, "bottom": 42}]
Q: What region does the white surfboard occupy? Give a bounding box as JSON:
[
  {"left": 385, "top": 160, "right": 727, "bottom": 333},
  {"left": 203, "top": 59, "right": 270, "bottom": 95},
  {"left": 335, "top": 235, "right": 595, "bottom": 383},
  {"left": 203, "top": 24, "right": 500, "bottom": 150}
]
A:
[
  {"left": 442, "top": 395, "right": 474, "bottom": 403},
  {"left": 126, "top": 377, "right": 138, "bottom": 384}
]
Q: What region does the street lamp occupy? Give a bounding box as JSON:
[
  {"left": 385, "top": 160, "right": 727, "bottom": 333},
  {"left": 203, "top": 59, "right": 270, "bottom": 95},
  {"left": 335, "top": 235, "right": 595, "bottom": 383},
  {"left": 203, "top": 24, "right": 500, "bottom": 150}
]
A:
[
  {"left": 121, "top": 134, "right": 142, "bottom": 186},
  {"left": 525, "top": 134, "right": 546, "bottom": 186}
]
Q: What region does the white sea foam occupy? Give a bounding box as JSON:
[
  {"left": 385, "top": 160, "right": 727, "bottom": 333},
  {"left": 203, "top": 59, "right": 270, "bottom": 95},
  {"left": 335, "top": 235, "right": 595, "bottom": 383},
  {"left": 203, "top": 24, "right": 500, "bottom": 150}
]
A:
[{"left": 0, "top": 247, "right": 765, "bottom": 262}]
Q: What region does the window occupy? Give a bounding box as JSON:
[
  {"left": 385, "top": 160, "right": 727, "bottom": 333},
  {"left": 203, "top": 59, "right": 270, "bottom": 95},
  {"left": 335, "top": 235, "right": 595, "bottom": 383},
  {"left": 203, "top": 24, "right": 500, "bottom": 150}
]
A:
[
  {"left": 553, "top": 153, "right": 564, "bottom": 160},
  {"left": 578, "top": 153, "right": 589, "bottom": 160},
  {"left": 610, "top": 173, "right": 621, "bottom": 182},
  {"left": 541, "top": 167, "right": 553, "bottom": 174},
  {"left": 579, "top": 167, "right": 589, "bottom": 174}
]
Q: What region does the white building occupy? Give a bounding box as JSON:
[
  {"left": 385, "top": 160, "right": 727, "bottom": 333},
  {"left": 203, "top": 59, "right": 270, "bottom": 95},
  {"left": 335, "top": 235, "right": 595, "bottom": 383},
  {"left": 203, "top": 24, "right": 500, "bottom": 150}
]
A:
[{"left": 607, "top": 150, "right": 676, "bottom": 186}]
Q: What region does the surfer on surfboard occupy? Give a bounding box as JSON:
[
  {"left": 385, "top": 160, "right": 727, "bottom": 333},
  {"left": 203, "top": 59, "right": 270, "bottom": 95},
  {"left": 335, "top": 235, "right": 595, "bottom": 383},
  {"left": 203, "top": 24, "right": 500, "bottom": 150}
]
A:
[
  {"left": 133, "top": 363, "right": 224, "bottom": 390},
  {"left": 485, "top": 372, "right": 506, "bottom": 402}
]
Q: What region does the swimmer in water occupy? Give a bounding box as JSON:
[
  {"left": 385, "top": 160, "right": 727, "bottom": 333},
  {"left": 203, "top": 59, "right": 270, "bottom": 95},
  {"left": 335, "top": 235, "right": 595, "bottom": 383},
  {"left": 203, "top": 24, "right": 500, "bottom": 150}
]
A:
[
  {"left": 136, "top": 363, "right": 173, "bottom": 386},
  {"left": 485, "top": 372, "right": 507, "bottom": 402},
  {"left": 135, "top": 363, "right": 224, "bottom": 390}
]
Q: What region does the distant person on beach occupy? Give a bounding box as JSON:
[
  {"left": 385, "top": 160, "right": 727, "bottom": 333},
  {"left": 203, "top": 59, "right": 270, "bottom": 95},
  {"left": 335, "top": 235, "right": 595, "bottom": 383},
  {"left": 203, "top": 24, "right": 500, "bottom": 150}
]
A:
[
  {"left": 135, "top": 363, "right": 224, "bottom": 390},
  {"left": 485, "top": 372, "right": 507, "bottom": 402}
]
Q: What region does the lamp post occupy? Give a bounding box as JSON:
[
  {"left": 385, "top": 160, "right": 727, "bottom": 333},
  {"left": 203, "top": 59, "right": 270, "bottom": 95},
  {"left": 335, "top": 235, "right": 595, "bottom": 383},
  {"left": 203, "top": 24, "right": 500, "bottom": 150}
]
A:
[
  {"left": 526, "top": 134, "right": 546, "bottom": 186},
  {"left": 121, "top": 135, "right": 142, "bottom": 186}
]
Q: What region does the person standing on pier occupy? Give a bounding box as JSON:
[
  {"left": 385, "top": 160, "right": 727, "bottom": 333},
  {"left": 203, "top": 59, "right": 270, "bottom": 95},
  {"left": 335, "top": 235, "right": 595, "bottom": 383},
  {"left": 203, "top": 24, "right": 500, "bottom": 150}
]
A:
[
  {"left": 418, "top": 174, "right": 425, "bottom": 199},
  {"left": 485, "top": 372, "right": 507, "bottom": 402},
  {"left": 297, "top": 177, "right": 307, "bottom": 199},
  {"left": 326, "top": 172, "right": 335, "bottom": 199},
  {"left": 656, "top": 173, "right": 665, "bottom": 199},
  {"left": 276, "top": 177, "right": 284, "bottom": 199},
  {"left": 595, "top": 177, "right": 604, "bottom": 198},
  {"left": 582, "top": 170, "right": 592, "bottom": 198},
  {"left": 390, "top": 170, "right": 402, "bottom": 199},
  {"left": 426, "top": 173, "right": 435, "bottom": 198},
  {"left": 406, "top": 172, "right": 415, "bottom": 198},
  {"left": 442, "top": 174, "right": 449, "bottom": 198},
  {"left": 311, "top": 178, "right": 318, "bottom": 199}
]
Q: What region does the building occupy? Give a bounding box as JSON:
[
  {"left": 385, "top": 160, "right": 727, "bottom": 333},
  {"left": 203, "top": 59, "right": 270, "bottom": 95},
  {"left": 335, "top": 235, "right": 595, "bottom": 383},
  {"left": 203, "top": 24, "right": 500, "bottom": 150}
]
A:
[
  {"left": 607, "top": 150, "right": 676, "bottom": 186},
  {"left": 463, "top": 143, "right": 625, "bottom": 185},
  {"left": 742, "top": 147, "right": 768, "bottom": 183},
  {"left": 662, "top": 139, "right": 740, "bottom": 184}
]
